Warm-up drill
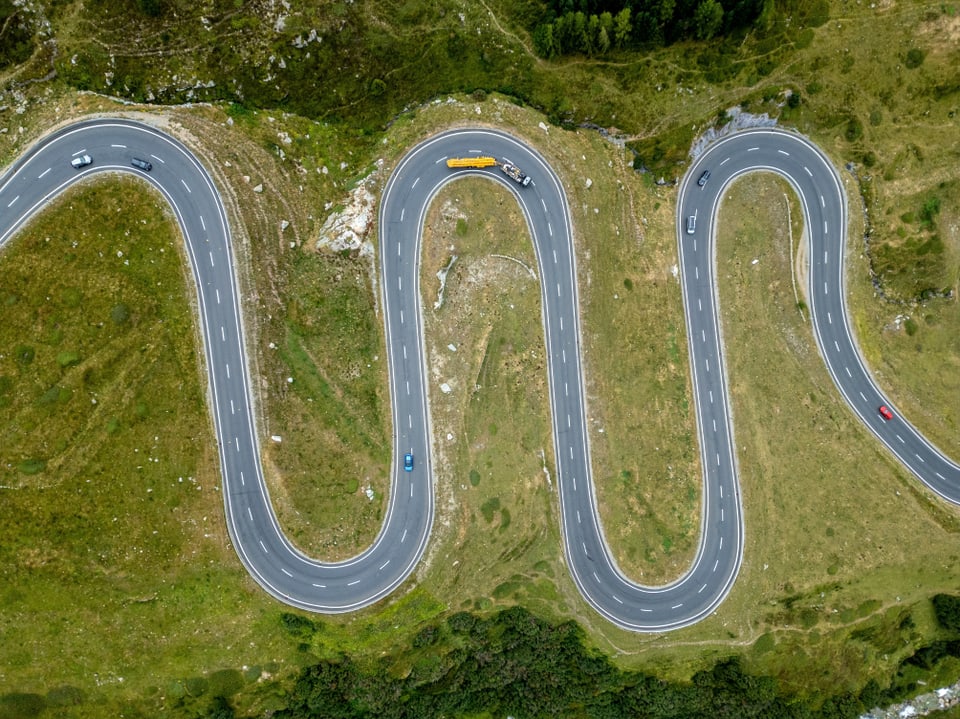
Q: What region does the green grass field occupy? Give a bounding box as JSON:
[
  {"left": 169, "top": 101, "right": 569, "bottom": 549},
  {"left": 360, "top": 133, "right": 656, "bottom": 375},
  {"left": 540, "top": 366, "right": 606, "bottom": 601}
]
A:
[{"left": 0, "top": 178, "right": 307, "bottom": 716}]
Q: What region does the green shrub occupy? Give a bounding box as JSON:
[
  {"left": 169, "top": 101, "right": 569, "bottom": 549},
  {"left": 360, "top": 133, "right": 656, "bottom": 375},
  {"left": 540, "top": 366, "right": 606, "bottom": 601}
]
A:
[
  {"left": 280, "top": 612, "right": 317, "bottom": 638},
  {"left": 18, "top": 458, "right": 46, "bottom": 475},
  {"left": 111, "top": 303, "right": 130, "bottom": 325},
  {"left": 932, "top": 594, "right": 960, "bottom": 631},
  {"left": 845, "top": 116, "right": 864, "bottom": 142},
  {"left": 480, "top": 497, "right": 500, "bottom": 523},
  {"left": 57, "top": 351, "right": 80, "bottom": 368},
  {"left": 15, "top": 345, "right": 34, "bottom": 366},
  {"left": 905, "top": 48, "right": 925, "bottom": 69}
]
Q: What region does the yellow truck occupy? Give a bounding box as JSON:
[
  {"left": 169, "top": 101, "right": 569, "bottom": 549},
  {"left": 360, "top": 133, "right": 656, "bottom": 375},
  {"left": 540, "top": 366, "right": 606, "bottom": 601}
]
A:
[{"left": 445, "top": 156, "right": 497, "bottom": 168}]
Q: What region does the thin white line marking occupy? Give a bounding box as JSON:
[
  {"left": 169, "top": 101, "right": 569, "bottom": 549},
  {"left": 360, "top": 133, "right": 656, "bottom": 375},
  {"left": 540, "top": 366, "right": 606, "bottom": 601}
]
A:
[{"left": 181, "top": 178, "right": 191, "bottom": 193}]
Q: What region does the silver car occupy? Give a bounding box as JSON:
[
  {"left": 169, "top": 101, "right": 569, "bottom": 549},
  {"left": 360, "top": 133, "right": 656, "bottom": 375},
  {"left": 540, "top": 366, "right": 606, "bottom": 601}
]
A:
[{"left": 70, "top": 154, "right": 92, "bottom": 169}]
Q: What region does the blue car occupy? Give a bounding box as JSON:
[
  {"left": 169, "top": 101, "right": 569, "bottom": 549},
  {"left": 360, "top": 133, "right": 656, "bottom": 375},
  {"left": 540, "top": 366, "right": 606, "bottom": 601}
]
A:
[{"left": 403, "top": 453, "right": 414, "bottom": 472}]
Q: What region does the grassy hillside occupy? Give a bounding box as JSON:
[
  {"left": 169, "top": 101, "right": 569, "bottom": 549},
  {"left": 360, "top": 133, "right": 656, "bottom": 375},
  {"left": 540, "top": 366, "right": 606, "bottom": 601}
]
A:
[{"left": 0, "top": 0, "right": 958, "bottom": 715}]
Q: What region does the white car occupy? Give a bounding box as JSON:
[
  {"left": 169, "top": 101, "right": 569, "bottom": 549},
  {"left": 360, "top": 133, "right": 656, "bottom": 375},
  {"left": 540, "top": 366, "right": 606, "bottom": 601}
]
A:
[{"left": 70, "top": 155, "right": 92, "bottom": 169}]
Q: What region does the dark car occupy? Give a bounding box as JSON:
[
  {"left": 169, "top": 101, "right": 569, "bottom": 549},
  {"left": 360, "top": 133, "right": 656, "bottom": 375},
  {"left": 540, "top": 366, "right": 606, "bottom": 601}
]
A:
[
  {"left": 403, "top": 453, "right": 414, "bottom": 472},
  {"left": 697, "top": 170, "right": 711, "bottom": 187},
  {"left": 131, "top": 157, "right": 153, "bottom": 172},
  {"left": 71, "top": 154, "right": 92, "bottom": 169},
  {"left": 879, "top": 405, "right": 893, "bottom": 421}
]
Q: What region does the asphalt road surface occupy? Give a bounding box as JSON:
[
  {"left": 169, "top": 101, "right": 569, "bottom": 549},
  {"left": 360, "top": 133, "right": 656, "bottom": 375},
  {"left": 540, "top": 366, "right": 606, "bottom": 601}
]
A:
[{"left": 1, "top": 120, "right": 957, "bottom": 631}]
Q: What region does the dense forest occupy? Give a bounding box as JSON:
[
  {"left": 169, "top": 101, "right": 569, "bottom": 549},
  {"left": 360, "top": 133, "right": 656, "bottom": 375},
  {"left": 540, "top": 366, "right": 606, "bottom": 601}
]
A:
[{"left": 531, "top": 0, "right": 769, "bottom": 58}]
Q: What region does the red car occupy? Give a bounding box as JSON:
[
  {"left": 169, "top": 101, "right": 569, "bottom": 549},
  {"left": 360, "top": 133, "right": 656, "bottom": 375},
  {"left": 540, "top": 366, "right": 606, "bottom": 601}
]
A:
[{"left": 879, "top": 405, "right": 893, "bottom": 421}]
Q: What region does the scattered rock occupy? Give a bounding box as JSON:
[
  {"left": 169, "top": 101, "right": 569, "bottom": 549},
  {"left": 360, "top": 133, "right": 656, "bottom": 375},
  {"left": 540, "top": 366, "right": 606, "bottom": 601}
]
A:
[
  {"left": 271, "top": 435, "right": 282, "bottom": 443},
  {"left": 315, "top": 181, "right": 376, "bottom": 258},
  {"left": 253, "top": 183, "right": 263, "bottom": 193},
  {"left": 440, "top": 383, "right": 452, "bottom": 394}
]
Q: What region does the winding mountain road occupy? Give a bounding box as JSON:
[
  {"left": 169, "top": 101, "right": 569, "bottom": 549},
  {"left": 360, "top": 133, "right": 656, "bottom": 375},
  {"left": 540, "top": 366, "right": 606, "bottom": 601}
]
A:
[{"left": 1, "top": 119, "right": 957, "bottom": 631}]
